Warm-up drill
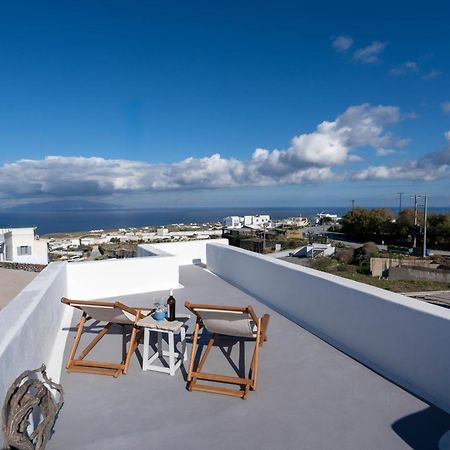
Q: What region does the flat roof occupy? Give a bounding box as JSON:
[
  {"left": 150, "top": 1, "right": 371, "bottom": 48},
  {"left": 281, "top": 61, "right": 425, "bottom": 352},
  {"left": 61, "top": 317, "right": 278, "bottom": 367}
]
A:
[
  {"left": 0, "top": 268, "right": 37, "bottom": 310},
  {"left": 48, "top": 265, "right": 448, "bottom": 449}
]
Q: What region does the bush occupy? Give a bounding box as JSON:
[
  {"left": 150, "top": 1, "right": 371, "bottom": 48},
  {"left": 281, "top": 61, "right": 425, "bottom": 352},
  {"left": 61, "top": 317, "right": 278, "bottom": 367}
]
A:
[
  {"left": 353, "top": 242, "right": 378, "bottom": 265},
  {"left": 310, "top": 257, "right": 337, "bottom": 271},
  {"left": 357, "top": 263, "right": 371, "bottom": 275},
  {"left": 335, "top": 248, "right": 354, "bottom": 264}
]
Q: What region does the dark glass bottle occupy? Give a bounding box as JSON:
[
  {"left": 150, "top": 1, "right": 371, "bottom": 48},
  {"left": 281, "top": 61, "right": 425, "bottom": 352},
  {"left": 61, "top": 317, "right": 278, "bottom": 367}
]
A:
[{"left": 167, "top": 290, "right": 176, "bottom": 322}]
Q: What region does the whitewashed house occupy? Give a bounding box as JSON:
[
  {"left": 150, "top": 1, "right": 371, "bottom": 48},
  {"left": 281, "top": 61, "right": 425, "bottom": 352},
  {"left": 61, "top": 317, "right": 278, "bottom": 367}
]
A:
[
  {"left": 223, "top": 215, "right": 242, "bottom": 228},
  {"left": 0, "top": 227, "right": 49, "bottom": 264},
  {"left": 223, "top": 214, "right": 271, "bottom": 229}
]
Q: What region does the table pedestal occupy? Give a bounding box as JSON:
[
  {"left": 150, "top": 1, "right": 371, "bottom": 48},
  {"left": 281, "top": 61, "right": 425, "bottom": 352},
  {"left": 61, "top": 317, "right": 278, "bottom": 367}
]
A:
[{"left": 142, "top": 325, "right": 187, "bottom": 376}]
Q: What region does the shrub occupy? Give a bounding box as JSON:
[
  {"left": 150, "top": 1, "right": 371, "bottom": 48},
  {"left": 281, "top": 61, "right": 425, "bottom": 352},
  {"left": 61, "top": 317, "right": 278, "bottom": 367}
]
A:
[
  {"left": 353, "top": 242, "right": 378, "bottom": 265},
  {"left": 357, "top": 263, "right": 371, "bottom": 275},
  {"left": 335, "top": 248, "right": 354, "bottom": 264},
  {"left": 310, "top": 257, "right": 337, "bottom": 271}
]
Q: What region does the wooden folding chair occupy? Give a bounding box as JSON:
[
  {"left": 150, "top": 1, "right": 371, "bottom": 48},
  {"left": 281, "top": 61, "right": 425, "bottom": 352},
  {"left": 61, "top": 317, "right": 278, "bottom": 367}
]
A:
[
  {"left": 61, "top": 298, "right": 153, "bottom": 377},
  {"left": 185, "top": 302, "right": 270, "bottom": 399}
]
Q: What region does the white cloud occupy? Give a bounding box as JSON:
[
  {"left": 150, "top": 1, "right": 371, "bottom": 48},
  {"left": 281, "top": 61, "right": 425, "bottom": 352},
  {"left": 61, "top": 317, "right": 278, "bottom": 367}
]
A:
[
  {"left": 353, "top": 41, "right": 387, "bottom": 64},
  {"left": 389, "top": 61, "right": 418, "bottom": 76},
  {"left": 351, "top": 163, "right": 448, "bottom": 181},
  {"left": 332, "top": 35, "right": 353, "bottom": 52},
  {"left": 422, "top": 70, "right": 441, "bottom": 80},
  {"left": 441, "top": 101, "right": 450, "bottom": 114},
  {"left": 395, "top": 138, "right": 411, "bottom": 148},
  {"left": 2, "top": 103, "right": 440, "bottom": 204},
  {"left": 348, "top": 155, "right": 363, "bottom": 162},
  {"left": 375, "top": 148, "right": 396, "bottom": 156},
  {"left": 246, "top": 104, "right": 402, "bottom": 177},
  {"left": 352, "top": 165, "right": 428, "bottom": 181},
  {"left": 352, "top": 131, "right": 450, "bottom": 181}
]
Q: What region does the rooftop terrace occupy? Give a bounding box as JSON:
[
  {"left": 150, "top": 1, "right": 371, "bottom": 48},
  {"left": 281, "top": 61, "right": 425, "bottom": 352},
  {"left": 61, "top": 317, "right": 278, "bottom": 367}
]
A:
[{"left": 0, "top": 240, "right": 449, "bottom": 449}]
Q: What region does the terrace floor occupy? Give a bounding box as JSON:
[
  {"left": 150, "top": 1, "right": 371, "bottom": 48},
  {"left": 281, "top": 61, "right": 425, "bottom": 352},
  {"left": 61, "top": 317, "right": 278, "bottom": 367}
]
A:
[
  {"left": 0, "top": 268, "right": 37, "bottom": 310},
  {"left": 48, "top": 265, "right": 449, "bottom": 450}
]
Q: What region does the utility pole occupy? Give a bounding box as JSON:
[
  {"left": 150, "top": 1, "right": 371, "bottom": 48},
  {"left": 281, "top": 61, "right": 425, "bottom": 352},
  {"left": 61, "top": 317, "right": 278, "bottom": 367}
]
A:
[
  {"left": 397, "top": 192, "right": 404, "bottom": 216},
  {"left": 412, "top": 194, "right": 418, "bottom": 248},
  {"left": 422, "top": 194, "right": 428, "bottom": 257},
  {"left": 351, "top": 200, "right": 355, "bottom": 212},
  {"left": 262, "top": 223, "right": 266, "bottom": 252}
]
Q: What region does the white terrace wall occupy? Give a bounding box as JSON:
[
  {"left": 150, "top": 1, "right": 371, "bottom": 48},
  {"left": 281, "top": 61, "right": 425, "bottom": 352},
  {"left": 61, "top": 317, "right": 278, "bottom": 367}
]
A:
[
  {"left": 0, "top": 262, "right": 67, "bottom": 446},
  {"left": 138, "top": 238, "right": 228, "bottom": 266},
  {"left": 66, "top": 255, "right": 179, "bottom": 299},
  {"left": 206, "top": 243, "right": 450, "bottom": 413}
]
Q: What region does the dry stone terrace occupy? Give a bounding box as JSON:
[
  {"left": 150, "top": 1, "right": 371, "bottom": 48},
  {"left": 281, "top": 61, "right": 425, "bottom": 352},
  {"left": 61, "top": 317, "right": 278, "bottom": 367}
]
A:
[{"left": 47, "top": 265, "right": 448, "bottom": 450}]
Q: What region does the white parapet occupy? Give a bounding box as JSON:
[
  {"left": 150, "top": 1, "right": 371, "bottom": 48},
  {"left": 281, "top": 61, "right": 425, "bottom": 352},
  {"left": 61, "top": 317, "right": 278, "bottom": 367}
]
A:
[
  {"left": 138, "top": 238, "right": 229, "bottom": 266},
  {"left": 206, "top": 242, "right": 450, "bottom": 413},
  {"left": 0, "top": 261, "right": 67, "bottom": 446},
  {"left": 66, "top": 254, "right": 179, "bottom": 299}
]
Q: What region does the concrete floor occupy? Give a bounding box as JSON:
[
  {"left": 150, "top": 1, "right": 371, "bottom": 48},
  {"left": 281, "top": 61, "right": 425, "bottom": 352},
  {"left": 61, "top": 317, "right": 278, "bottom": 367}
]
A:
[
  {"left": 0, "top": 268, "right": 37, "bottom": 310},
  {"left": 48, "top": 265, "right": 449, "bottom": 450}
]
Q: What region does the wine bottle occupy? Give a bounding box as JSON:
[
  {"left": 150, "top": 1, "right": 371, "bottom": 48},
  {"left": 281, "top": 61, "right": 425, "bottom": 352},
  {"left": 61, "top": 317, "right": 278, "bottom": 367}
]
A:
[{"left": 167, "top": 289, "right": 176, "bottom": 322}]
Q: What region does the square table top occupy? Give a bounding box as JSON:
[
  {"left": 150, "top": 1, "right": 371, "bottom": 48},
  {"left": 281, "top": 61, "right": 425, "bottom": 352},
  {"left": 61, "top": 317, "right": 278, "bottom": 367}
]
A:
[{"left": 137, "top": 314, "right": 190, "bottom": 332}]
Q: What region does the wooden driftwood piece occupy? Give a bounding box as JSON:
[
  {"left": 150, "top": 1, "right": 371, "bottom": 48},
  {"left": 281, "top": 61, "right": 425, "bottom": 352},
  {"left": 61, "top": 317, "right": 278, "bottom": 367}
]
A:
[{"left": 2, "top": 364, "right": 64, "bottom": 450}]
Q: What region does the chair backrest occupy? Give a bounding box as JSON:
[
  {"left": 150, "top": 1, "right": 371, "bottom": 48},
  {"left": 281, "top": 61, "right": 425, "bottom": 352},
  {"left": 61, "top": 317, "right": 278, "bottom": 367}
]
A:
[
  {"left": 61, "top": 298, "right": 137, "bottom": 325},
  {"left": 80, "top": 305, "right": 135, "bottom": 325},
  {"left": 185, "top": 303, "right": 258, "bottom": 338}
]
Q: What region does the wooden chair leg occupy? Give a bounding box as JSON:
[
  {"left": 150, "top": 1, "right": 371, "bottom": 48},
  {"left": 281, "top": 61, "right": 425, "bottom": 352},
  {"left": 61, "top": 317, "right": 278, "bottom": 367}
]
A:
[
  {"left": 260, "top": 314, "right": 270, "bottom": 346},
  {"left": 243, "top": 384, "right": 250, "bottom": 400},
  {"left": 66, "top": 313, "right": 87, "bottom": 369},
  {"left": 196, "top": 333, "right": 216, "bottom": 373},
  {"left": 187, "top": 322, "right": 200, "bottom": 383},
  {"left": 123, "top": 325, "right": 138, "bottom": 374},
  {"left": 250, "top": 318, "right": 262, "bottom": 390}
]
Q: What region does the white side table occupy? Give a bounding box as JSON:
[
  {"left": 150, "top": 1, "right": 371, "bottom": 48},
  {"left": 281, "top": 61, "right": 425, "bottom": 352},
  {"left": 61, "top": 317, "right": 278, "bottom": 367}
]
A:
[{"left": 138, "top": 315, "right": 190, "bottom": 376}]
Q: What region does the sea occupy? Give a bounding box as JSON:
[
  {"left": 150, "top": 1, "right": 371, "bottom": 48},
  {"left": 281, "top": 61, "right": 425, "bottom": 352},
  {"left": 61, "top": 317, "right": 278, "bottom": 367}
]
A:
[{"left": 0, "top": 206, "right": 449, "bottom": 236}]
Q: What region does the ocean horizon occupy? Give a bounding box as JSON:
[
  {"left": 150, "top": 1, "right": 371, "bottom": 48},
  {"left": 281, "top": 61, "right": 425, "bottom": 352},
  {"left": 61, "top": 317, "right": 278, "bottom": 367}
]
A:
[{"left": 0, "top": 206, "right": 449, "bottom": 235}]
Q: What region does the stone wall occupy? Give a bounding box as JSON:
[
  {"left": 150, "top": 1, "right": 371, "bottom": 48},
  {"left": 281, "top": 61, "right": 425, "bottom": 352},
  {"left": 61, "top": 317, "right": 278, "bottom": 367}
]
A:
[
  {"left": 389, "top": 266, "right": 450, "bottom": 283},
  {"left": 370, "top": 257, "right": 438, "bottom": 277},
  {"left": 0, "top": 261, "right": 46, "bottom": 272}
]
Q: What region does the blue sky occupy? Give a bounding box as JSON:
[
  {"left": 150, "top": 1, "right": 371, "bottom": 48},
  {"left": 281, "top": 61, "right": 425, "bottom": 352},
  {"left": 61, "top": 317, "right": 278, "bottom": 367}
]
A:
[{"left": 0, "top": 0, "right": 449, "bottom": 208}]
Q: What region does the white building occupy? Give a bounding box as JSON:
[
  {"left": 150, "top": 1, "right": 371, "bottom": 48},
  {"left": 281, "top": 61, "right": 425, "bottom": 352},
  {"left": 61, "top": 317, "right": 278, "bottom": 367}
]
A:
[
  {"left": 0, "top": 227, "right": 49, "bottom": 264},
  {"left": 315, "top": 212, "right": 341, "bottom": 225},
  {"left": 157, "top": 227, "right": 169, "bottom": 236},
  {"left": 275, "top": 216, "right": 310, "bottom": 227},
  {"left": 292, "top": 243, "right": 336, "bottom": 258},
  {"left": 223, "top": 216, "right": 241, "bottom": 228},
  {"left": 223, "top": 214, "right": 271, "bottom": 229}
]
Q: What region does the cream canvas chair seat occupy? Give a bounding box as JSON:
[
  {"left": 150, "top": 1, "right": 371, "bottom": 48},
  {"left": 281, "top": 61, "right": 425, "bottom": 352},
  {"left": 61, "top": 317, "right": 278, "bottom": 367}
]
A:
[
  {"left": 185, "top": 302, "right": 269, "bottom": 399},
  {"left": 61, "top": 298, "right": 153, "bottom": 377}
]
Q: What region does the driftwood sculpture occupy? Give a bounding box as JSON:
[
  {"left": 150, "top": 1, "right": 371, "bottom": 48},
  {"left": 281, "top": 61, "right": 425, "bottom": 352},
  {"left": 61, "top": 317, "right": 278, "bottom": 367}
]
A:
[{"left": 2, "top": 364, "right": 63, "bottom": 450}]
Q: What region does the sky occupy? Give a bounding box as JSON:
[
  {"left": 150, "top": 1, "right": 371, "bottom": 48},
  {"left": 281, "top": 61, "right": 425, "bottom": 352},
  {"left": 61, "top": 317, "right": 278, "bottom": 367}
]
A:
[{"left": 0, "top": 0, "right": 449, "bottom": 209}]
